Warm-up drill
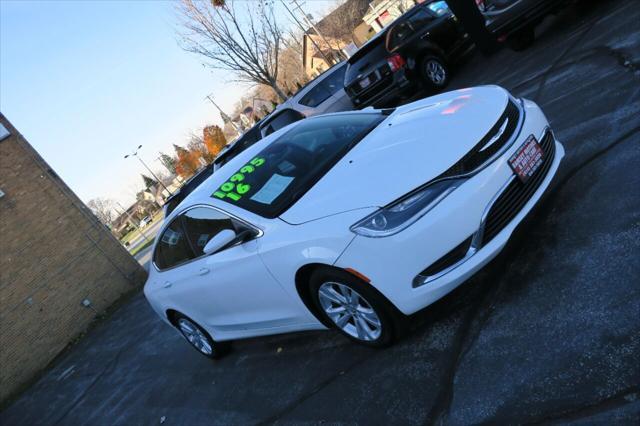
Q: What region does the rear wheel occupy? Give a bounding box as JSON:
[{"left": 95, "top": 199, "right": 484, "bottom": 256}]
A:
[
  {"left": 309, "top": 268, "right": 399, "bottom": 347},
  {"left": 175, "top": 315, "right": 227, "bottom": 359},
  {"left": 420, "top": 54, "right": 449, "bottom": 91}
]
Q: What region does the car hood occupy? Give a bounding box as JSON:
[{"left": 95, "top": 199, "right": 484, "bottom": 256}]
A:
[{"left": 280, "top": 86, "right": 511, "bottom": 224}]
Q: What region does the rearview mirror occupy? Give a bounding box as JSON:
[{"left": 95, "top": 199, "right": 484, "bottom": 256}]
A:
[{"left": 202, "top": 229, "right": 237, "bottom": 255}]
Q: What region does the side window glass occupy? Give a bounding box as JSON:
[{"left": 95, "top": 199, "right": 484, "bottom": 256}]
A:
[
  {"left": 181, "top": 207, "right": 237, "bottom": 257},
  {"left": 299, "top": 84, "right": 332, "bottom": 107},
  {"left": 261, "top": 109, "right": 304, "bottom": 135},
  {"left": 388, "top": 22, "right": 414, "bottom": 50},
  {"left": 409, "top": 8, "right": 435, "bottom": 28},
  {"left": 322, "top": 65, "right": 347, "bottom": 96},
  {"left": 154, "top": 219, "right": 194, "bottom": 270}
]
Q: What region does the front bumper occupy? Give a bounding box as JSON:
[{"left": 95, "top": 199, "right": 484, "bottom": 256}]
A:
[{"left": 334, "top": 99, "right": 565, "bottom": 315}]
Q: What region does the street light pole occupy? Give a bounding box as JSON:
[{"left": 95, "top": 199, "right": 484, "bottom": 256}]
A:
[{"left": 124, "top": 145, "right": 173, "bottom": 195}]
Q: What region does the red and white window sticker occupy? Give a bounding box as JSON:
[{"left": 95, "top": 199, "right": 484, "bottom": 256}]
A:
[{"left": 508, "top": 135, "right": 544, "bottom": 183}]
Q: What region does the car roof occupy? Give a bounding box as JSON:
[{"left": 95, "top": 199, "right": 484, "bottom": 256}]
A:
[{"left": 288, "top": 61, "right": 347, "bottom": 101}]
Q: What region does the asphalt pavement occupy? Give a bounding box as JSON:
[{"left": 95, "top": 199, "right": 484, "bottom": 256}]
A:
[{"left": 2, "top": 1, "right": 638, "bottom": 424}]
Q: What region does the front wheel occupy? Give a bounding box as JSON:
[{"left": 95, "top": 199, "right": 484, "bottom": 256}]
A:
[
  {"left": 175, "top": 315, "right": 227, "bottom": 359},
  {"left": 420, "top": 55, "right": 449, "bottom": 91},
  {"left": 309, "top": 268, "right": 399, "bottom": 347}
]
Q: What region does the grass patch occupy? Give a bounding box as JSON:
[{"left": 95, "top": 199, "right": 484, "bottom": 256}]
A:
[{"left": 130, "top": 237, "right": 155, "bottom": 257}]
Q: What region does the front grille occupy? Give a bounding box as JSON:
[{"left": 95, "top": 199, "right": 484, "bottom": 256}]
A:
[
  {"left": 416, "top": 236, "right": 473, "bottom": 280},
  {"left": 482, "top": 131, "right": 556, "bottom": 244},
  {"left": 440, "top": 99, "right": 521, "bottom": 179}
]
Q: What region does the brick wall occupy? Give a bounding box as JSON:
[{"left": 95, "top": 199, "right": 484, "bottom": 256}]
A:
[{"left": 0, "top": 115, "right": 147, "bottom": 402}]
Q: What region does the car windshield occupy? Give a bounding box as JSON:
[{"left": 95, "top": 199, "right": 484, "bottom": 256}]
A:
[
  {"left": 164, "top": 165, "right": 214, "bottom": 216},
  {"left": 211, "top": 113, "right": 385, "bottom": 218},
  {"left": 213, "top": 126, "right": 262, "bottom": 170}
]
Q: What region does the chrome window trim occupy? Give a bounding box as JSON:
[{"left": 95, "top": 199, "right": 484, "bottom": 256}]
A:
[
  {"left": 413, "top": 125, "right": 551, "bottom": 288},
  {"left": 152, "top": 203, "right": 263, "bottom": 273}
]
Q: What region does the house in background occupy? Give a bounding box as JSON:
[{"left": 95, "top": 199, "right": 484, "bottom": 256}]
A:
[
  {"left": 363, "top": 0, "right": 423, "bottom": 32},
  {"left": 139, "top": 174, "right": 167, "bottom": 207},
  {"left": 302, "top": 33, "right": 348, "bottom": 77},
  {"left": 301, "top": 0, "right": 374, "bottom": 77},
  {"left": 111, "top": 198, "right": 158, "bottom": 238}
]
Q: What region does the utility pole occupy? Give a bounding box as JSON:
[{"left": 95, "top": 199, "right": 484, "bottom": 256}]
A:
[
  {"left": 289, "top": 0, "right": 344, "bottom": 62},
  {"left": 115, "top": 201, "right": 151, "bottom": 244},
  {"left": 280, "top": 0, "right": 334, "bottom": 66},
  {"left": 206, "top": 95, "right": 240, "bottom": 132},
  {"left": 124, "top": 145, "right": 173, "bottom": 195}
]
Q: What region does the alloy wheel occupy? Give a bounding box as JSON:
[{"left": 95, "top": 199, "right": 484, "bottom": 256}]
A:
[
  {"left": 318, "top": 282, "right": 382, "bottom": 341},
  {"left": 425, "top": 60, "right": 446, "bottom": 86},
  {"left": 178, "top": 318, "right": 213, "bottom": 355}
]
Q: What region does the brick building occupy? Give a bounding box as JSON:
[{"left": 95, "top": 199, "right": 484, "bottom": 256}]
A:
[{"left": 0, "top": 115, "right": 147, "bottom": 403}]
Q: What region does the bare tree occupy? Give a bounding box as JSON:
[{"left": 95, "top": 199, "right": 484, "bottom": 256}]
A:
[
  {"left": 177, "top": 0, "right": 288, "bottom": 101},
  {"left": 87, "top": 198, "right": 116, "bottom": 226},
  {"left": 317, "top": 0, "right": 371, "bottom": 45}
]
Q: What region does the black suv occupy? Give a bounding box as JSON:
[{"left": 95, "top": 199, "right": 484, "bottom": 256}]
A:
[{"left": 344, "top": 2, "right": 471, "bottom": 108}]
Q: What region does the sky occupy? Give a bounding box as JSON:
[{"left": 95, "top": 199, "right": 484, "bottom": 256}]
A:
[{"left": 0, "top": 0, "right": 333, "bottom": 206}]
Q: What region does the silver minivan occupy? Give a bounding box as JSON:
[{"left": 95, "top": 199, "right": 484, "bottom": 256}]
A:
[{"left": 280, "top": 61, "right": 354, "bottom": 117}]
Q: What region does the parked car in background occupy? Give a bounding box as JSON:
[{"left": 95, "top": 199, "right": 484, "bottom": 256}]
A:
[
  {"left": 257, "top": 107, "right": 305, "bottom": 137},
  {"left": 145, "top": 86, "right": 564, "bottom": 356},
  {"left": 479, "top": 0, "right": 570, "bottom": 50},
  {"left": 163, "top": 165, "right": 214, "bottom": 216},
  {"left": 139, "top": 216, "right": 151, "bottom": 228},
  {"left": 344, "top": 1, "right": 471, "bottom": 109},
  {"left": 166, "top": 108, "right": 305, "bottom": 217},
  {"left": 213, "top": 109, "right": 306, "bottom": 173},
  {"left": 212, "top": 64, "right": 355, "bottom": 174},
  {"left": 279, "top": 62, "right": 354, "bottom": 117},
  {"left": 213, "top": 122, "right": 264, "bottom": 172}
]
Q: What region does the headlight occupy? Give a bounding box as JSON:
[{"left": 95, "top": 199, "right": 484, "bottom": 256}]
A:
[{"left": 350, "top": 178, "right": 465, "bottom": 237}]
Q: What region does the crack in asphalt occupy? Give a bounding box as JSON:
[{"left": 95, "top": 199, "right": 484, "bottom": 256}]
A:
[
  {"left": 532, "top": 15, "right": 602, "bottom": 102},
  {"left": 51, "top": 346, "right": 128, "bottom": 426},
  {"left": 423, "top": 74, "right": 640, "bottom": 425},
  {"left": 423, "top": 287, "right": 495, "bottom": 426},
  {"left": 551, "top": 125, "right": 640, "bottom": 195},
  {"left": 424, "top": 123, "right": 640, "bottom": 425},
  {"left": 527, "top": 387, "right": 640, "bottom": 424},
  {"left": 255, "top": 351, "right": 377, "bottom": 425}
]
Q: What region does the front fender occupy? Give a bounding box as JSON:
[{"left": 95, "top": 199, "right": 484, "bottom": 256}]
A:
[{"left": 257, "top": 207, "right": 378, "bottom": 300}]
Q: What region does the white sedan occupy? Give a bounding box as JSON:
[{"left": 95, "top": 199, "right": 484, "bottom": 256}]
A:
[{"left": 144, "top": 85, "right": 564, "bottom": 357}]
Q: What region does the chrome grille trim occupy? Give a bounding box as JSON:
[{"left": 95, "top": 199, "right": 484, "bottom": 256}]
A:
[{"left": 413, "top": 126, "right": 554, "bottom": 288}]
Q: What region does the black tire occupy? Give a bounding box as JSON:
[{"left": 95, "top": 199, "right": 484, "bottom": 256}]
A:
[
  {"left": 174, "top": 314, "right": 228, "bottom": 359},
  {"left": 508, "top": 26, "right": 535, "bottom": 51},
  {"left": 308, "top": 268, "right": 400, "bottom": 347},
  {"left": 420, "top": 54, "right": 450, "bottom": 91}
]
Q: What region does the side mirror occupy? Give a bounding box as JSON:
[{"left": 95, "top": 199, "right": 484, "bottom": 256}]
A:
[{"left": 202, "top": 229, "right": 237, "bottom": 255}]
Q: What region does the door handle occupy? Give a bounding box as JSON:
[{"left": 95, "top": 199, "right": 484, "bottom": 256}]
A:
[
  {"left": 163, "top": 281, "right": 172, "bottom": 288},
  {"left": 198, "top": 268, "right": 210, "bottom": 276}
]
